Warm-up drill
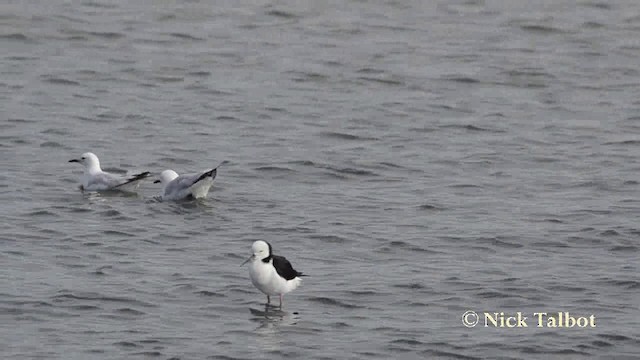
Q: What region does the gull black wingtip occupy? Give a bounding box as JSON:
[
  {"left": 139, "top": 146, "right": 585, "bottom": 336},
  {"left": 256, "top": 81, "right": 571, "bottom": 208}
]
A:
[
  {"left": 153, "top": 180, "right": 161, "bottom": 184},
  {"left": 194, "top": 167, "right": 218, "bottom": 184},
  {"left": 112, "top": 171, "right": 152, "bottom": 189}
]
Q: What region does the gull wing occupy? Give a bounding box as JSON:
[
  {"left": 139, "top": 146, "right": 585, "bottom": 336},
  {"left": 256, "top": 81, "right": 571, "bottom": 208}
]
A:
[
  {"left": 85, "top": 171, "right": 150, "bottom": 191},
  {"left": 112, "top": 171, "right": 151, "bottom": 189}
]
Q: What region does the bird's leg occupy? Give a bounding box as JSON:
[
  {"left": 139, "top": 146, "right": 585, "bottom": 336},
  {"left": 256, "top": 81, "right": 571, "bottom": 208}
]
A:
[
  {"left": 279, "top": 294, "right": 283, "bottom": 308},
  {"left": 266, "top": 295, "right": 271, "bottom": 304}
]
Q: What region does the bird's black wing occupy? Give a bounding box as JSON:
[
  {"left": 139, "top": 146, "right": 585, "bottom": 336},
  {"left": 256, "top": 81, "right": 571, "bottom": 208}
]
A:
[{"left": 272, "top": 255, "right": 303, "bottom": 280}]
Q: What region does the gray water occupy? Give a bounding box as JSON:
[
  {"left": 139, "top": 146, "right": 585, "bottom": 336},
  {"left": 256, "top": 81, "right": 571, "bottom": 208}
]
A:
[{"left": 2, "top": 1, "right": 640, "bottom": 359}]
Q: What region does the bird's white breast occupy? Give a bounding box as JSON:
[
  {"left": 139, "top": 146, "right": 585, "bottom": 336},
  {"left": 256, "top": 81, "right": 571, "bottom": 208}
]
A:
[{"left": 248, "top": 259, "right": 301, "bottom": 296}]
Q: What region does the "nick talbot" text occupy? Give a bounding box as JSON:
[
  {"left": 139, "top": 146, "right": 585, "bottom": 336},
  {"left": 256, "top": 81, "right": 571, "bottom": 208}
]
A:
[{"left": 484, "top": 312, "right": 596, "bottom": 328}]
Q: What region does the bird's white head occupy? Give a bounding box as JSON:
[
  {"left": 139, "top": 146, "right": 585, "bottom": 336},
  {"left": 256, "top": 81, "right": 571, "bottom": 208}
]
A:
[
  {"left": 241, "top": 240, "right": 272, "bottom": 266},
  {"left": 154, "top": 169, "right": 179, "bottom": 185},
  {"left": 69, "top": 152, "right": 101, "bottom": 173},
  {"left": 251, "top": 240, "right": 271, "bottom": 261}
]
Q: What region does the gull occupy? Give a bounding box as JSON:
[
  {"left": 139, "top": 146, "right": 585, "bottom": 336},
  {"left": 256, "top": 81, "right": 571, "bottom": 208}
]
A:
[
  {"left": 68, "top": 152, "right": 150, "bottom": 192},
  {"left": 153, "top": 162, "right": 224, "bottom": 201},
  {"left": 241, "top": 240, "right": 305, "bottom": 307}
]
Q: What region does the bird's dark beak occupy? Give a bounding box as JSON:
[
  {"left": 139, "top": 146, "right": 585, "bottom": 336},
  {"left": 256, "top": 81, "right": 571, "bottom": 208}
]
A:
[
  {"left": 153, "top": 180, "right": 160, "bottom": 184},
  {"left": 240, "top": 255, "right": 254, "bottom": 266},
  {"left": 69, "top": 159, "right": 79, "bottom": 163}
]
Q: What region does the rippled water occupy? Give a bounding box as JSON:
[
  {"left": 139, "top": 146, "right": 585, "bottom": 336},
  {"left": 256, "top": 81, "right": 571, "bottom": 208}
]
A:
[{"left": 2, "top": 1, "right": 640, "bottom": 359}]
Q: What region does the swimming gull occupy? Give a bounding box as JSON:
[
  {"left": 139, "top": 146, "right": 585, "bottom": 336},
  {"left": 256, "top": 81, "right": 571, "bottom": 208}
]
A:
[
  {"left": 153, "top": 162, "right": 224, "bottom": 201},
  {"left": 68, "top": 152, "right": 150, "bottom": 192}
]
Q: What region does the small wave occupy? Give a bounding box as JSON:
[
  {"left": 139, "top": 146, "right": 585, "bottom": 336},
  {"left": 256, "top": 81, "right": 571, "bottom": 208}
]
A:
[
  {"left": 52, "top": 292, "right": 155, "bottom": 307},
  {"left": 345, "top": 290, "right": 378, "bottom": 296},
  {"left": 288, "top": 71, "right": 329, "bottom": 83},
  {"left": 392, "top": 283, "right": 425, "bottom": 289},
  {"left": 41, "top": 77, "right": 81, "bottom": 86},
  {"left": 357, "top": 76, "right": 404, "bottom": 86},
  {"left": 254, "top": 166, "right": 296, "bottom": 173},
  {"left": 115, "top": 308, "right": 145, "bottom": 316},
  {"left": 288, "top": 160, "right": 315, "bottom": 167},
  {"left": 67, "top": 304, "right": 101, "bottom": 311},
  {"left": 543, "top": 218, "right": 563, "bottom": 223},
  {"left": 582, "top": 2, "right": 612, "bottom": 10},
  {"left": 307, "top": 296, "right": 362, "bottom": 309},
  {"left": 417, "top": 204, "right": 445, "bottom": 211},
  {"left": 98, "top": 210, "right": 122, "bottom": 217},
  {"left": 169, "top": 32, "right": 205, "bottom": 41},
  {"left": 591, "top": 340, "right": 613, "bottom": 347},
  {"left": 26, "top": 209, "right": 60, "bottom": 217},
  {"left": 477, "top": 237, "right": 523, "bottom": 249},
  {"left": 600, "top": 229, "right": 620, "bottom": 237},
  {"left": 187, "top": 71, "right": 211, "bottom": 77},
  {"left": 87, "top": 31, "right": 124, "bottom": 39},
  {"left": 308, "top": 234, "right": 348, "bottom": 243},
  {"left": 320, "top": 131, "right": 378, "bottom": 141},
  {"left": 439, "top": 124, "right": 503, "bottom": 132},
  {"left": 328, "top": 166, "right": 376, "bottom": 176},
  {"left": 598, "top": 333, "right": 631, "bottom": 341},
  {"left": 265, "top": 9, "right": 299, "bottom": 19},
  {"left": 389, "top": 338, "right": 423, "bottom": 346},
  {"left": 448, "top": 183, "right": 481, "bottom": 188},
  {"left": 356, "top": 67, "right": 384, "bottom": 75},
  {"left": 215, "top": 115, "right": 239, "bottom": 121},
  {"left": 477, "top": 290, "right": 508, "bottom": 298},
  {"left": 82, "top": 1, "right": 118, "bottom": 9},
  {"left": 1, "top": 33, "right": 31, "bottom": 41},
  {"left": 384, "top": 240, "right": 438, "bottom": 254},
  {"left": 40, "top": 141, "right": 64, "bottom": 148},
  {"left": 131, "top": 351, "right": 163, "bottom": 357},
  {"left": 196, "top": 290, "right": 225, "bottom": 297},
  {"left": 113, "top": 341, "right": 141, "bottom": 348},
  {"left": 423, "top": 349, "right": 481, "bottom": 360},
  {"left": 609, "top": 245, "right": 638, "bottom": 252},
  {"left": 518, "top": 24, "right": 566, "bottom": 34},
  {"left": 582, "top": 21, "right": 605, "bottom": 29},
  {"left": 378, "top": 161, "right": 403, "bottom": 169},
  {"left": 610, "top": 280, "right": 640, "bottom": 289},
  {"left": 442, "top": 75, "right": 481, "bottom": 84},
  {"left": 41, "top": 128, "right": 70, "bottom": 135},
  {"left": 603, "top": 139, "right": 640, "bottom": 145}
]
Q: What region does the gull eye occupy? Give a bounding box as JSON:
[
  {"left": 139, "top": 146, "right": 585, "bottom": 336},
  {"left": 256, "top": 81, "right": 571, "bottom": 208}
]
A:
[{"left": 81, "top": 157, "right": 85, "bottom": 160}]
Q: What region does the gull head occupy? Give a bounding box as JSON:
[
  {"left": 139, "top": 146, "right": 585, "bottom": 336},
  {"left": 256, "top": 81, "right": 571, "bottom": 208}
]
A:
[
  {"left": 154, "top": 169, "right": 179, "bottom": 184},
  {"left": 69, "top": 152, "right": 101, "bottom": 171},
  {"left": 241, "top": 240, "right": 272, "bottom": 266}
]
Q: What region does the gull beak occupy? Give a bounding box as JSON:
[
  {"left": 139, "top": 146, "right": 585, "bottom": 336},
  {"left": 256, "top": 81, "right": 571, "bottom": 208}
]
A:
[
  {"left": 153, "top": 180, "right": 161, "bottom": 184},
  {"left": 69, "top": 159, "right": 80, "bottom": 163},
  {"left": 240, "top": 255, "right": 254, "bottom": 266}
]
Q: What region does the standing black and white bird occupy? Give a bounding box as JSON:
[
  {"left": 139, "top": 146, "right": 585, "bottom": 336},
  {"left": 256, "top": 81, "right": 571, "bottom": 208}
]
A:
[
  {"left": 241, "top": 240, "right": 305, "bottom": 307},
  {"left": 68, "top": 152, "right": 150, "bottom": 192}
]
